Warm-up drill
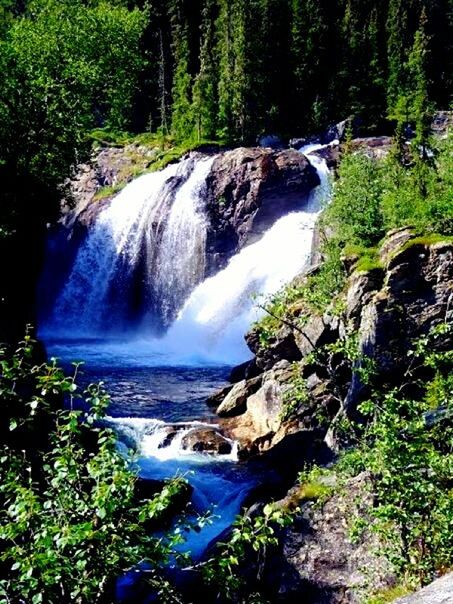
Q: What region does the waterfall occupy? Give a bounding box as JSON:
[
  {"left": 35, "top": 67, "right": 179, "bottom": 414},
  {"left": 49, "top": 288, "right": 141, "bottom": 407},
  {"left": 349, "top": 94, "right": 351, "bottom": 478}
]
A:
[
  {"left": 153, "top": 152, "right": 331, "bottom": 365},
  {"left": 44, "top": 156, "right": 215, "bottom": 337},
  {"left": 42, "top": 148, "right": 331, "bottom": 367}
]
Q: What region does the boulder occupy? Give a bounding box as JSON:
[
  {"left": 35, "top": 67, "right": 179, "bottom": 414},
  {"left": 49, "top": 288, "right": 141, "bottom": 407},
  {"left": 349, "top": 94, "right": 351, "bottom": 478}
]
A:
[
  {"left": 216, "top": 375, "right": 262, "bottom": 418},
  {"left": 181, "top": 427, "right": 233, "bottom": 455},
  {"left": 205, "top": 147, "right": 319, "bottom": 274},
  {"left": 134, "top": 477, "right": 194, "bottom": 530},
  {"left": 346, "top": 268, "right": 384, "bottom": 327},
  {"left": 206, "top": 383, "right": 233, "bottom": 408},
  {"left": 378, "top": 226, "right": 415, "bottom": 267},
  {"left": 274, "top": 472, "right": 396, "bottom": 602},
  {"left": 221, "top": 377, "right": 285, "bottom": 454}
]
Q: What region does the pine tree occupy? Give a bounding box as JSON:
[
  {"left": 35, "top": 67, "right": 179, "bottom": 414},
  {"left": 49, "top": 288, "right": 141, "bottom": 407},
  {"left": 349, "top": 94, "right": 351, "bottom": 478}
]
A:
[
  {"left": 192, "top": 0, "right": 218, "bottom": 141},
  {"left": 216, "top": 0, "right": 235, "bottom": 141},
  {"left": 169, "top": 0, "right": 193, "bottom": 140},
  {"left": 290, "top": 0, "right": 331, "bottom": 132}
]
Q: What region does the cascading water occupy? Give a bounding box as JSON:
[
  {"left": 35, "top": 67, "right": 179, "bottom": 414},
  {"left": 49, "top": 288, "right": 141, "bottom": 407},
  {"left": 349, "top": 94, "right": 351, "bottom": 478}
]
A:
[
  {"left": 156, "top": 152, "right": 330, "bottom": 364},
  {"left": 44, "top": 155, "right": 215, "bottom": 337},
  {"left": 40, "top": 145, "right": 332, "bottom": 567}
]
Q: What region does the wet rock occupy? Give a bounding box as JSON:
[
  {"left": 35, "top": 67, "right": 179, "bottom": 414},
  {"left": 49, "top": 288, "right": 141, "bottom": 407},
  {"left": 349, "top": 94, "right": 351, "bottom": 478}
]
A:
[
  {"left": 216, "top": 375, "right": 262, "bottom": 418},
  {"left": 181, "top": 427, "right": 232, "bottom": 455},
  {"left": 206, "top": 383, "right": 233, "bottom": 408},
  {"left": 134, "top": 477, "right": 194, "bottom": 530},
  {"left": 205, "top": 147, "right": 319, "bottom": 274}
]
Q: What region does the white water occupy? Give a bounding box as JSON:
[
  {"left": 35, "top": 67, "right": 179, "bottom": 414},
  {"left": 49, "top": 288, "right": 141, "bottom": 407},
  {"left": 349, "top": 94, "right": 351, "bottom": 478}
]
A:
[
  {"left": 152, "top": 152, "right": 331, "bottom": 365},
  {"left": 106, "top": 415, "right": 250, "bottom": 561},
  {"left": 106, "top": 416, "right": 238, "bottom": 463},
  {"left": 46, "top": 156, "right": 215, "bottom": 336},
  {"left": 42, "top": 146, "right": 332, "bottom": 564}
]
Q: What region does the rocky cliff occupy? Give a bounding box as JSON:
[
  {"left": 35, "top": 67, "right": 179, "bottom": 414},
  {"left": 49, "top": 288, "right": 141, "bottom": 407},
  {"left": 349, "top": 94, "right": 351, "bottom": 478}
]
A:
[
  {"left": 215, "top": 229, "right": 452, "bottom": 459},
  {"left": 207, "top": 228, "right": 452, "bottom": 602},
  {"left": 58, "top": 145, "right": 318, "bottom": 278}
]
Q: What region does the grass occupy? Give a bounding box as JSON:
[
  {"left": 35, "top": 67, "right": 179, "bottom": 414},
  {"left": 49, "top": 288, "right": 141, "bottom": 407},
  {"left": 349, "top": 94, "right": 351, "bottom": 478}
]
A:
[
  {"left": 93, "top": 182, "right": 125, "bottom": 202},
  {"left": 366, "top": 585, "right": 411, "bottom": 603},
  {"left": 343, "top": 244, "right": 382, "bottom": 273},
  {"left": 87, "top": 129, "right": 223, "bottom": 201},
  {"left": 399, "top": 233, "right": 453, "bottom": 252}
]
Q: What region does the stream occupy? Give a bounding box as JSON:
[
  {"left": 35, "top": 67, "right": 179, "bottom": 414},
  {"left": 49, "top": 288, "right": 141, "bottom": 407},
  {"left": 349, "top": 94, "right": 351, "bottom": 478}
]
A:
[{"left": 39, "top": 145, "right": 331, "bottom": 586}]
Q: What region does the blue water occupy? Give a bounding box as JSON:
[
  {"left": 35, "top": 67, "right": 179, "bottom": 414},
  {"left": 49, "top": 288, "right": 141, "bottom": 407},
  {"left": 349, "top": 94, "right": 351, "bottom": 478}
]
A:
[{"left": 44, "top": 338, "right": 260, "bottom": 569}]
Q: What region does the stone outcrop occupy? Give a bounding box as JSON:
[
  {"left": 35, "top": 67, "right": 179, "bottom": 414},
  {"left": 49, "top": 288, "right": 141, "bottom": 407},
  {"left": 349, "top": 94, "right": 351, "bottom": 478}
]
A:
[
  {"left": 215, "top": 230, "right": 453, "bottom": 460},
  {"left": 61, "top": 143, "right": 161, "bottom": 228},
  {"left": 272, "top": 472, "right": 396, "bottom": 602},
  {"left": 204, "top": 147, "right": 319, "bottom": 273}
]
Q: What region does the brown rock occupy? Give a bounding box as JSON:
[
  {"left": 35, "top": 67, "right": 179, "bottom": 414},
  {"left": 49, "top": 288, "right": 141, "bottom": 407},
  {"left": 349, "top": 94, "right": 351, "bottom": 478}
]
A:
[
  {"left": 181, "top": 427, "right": 233, "bottom": 455},
  {"left": 206, "top": 384, "right": 233, "bottom": 408},
  {"left": 216, "top": 375, "right": 262, "bottom": 418},
  {"left": 205, "top": 147, "right": 319, "bottom": 274}
]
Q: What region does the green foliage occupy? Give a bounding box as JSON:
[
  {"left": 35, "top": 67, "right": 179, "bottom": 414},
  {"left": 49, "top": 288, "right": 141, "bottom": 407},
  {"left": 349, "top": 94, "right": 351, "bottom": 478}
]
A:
[
  {"left": 339, "top": 325, "right": 453, "bottom": 588},
  {"left": 324, "top": 153, "right": 385, "bottom": 247},
  {"left": 381, "top": 134, "right": 453, "bottom": 235},
  {"left": 0, "top": 0, "right": 147, "bottom": 188},
  {"left": 202, "top": 503, "right": 294, "bottom": 600},
  {"left": 280, "top": 363, "right": 309, "bottom": 422},
  {"left": 366, "top": 585, "right": 411, "bottom": 604},
  {"left": 0, "top": 333, "right": 188, "bottom": 603},
  {"left": 296, "top": 465, "right": 333, "bottom": 504},
  {"left": 169, "top": 0, "right": 194, "bottom": 141}
]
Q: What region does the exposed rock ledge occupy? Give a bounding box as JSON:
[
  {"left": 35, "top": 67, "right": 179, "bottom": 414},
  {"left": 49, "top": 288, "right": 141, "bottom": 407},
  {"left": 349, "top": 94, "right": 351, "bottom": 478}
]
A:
[{"left": 215, "top": 229, "right": 452, "bottom": 461}]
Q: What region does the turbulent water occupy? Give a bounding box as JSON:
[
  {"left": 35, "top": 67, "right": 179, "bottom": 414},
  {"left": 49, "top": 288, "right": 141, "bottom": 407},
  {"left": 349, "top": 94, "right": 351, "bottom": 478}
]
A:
[
  {"left": 46, "top": 156, "right": 214, "bottom": 336},
  {"left": 40, "top": 145, "right": 332, "bottom": 566}
]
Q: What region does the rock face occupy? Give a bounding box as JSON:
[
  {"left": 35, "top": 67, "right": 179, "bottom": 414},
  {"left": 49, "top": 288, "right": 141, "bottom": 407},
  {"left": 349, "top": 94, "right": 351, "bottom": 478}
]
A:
[
  {"left": 395, "top": 573, "right": 453, "bottom": 604},
  {"left": 273, "top": 473, "right": 395, "bottom": 603},
  {"left": 219, "top": 230, "right": 452, "bottom": 459},
  {"left": 204, "top": 147, "right": 319, "bottom": 273},
  {"left": 61, "top": 143, "right": 161, "bottom": 227}
]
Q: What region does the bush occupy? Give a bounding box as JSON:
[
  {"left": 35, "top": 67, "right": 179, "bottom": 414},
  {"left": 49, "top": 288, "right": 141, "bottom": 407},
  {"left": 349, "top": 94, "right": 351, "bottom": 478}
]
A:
[
  {"left": 324, "top": 153, "right": 385, "bottom": 247},
  {"left": 0, "top": 333, "right": 187, "bottom": 604}
]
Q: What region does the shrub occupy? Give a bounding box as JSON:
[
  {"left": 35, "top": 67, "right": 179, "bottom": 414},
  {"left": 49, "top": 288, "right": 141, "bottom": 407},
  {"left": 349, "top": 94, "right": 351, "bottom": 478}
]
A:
[{"left": 0, "top": 333, "right": 187, "bottom": 603}]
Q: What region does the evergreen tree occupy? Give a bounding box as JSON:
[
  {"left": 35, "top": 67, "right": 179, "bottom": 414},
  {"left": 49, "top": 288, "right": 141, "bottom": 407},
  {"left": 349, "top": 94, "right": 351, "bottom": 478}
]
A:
[
  {"left": 290, "top": 0, "right": 331, "bottom": 133},
  {"left": 192, "top": 0, "right": 218, "bottom": 141},
  {"left": 169, "top": 0, "right": 193, "bottom": 140},
  {"left": 216, "top": 0, "right": 235, "bottom": 141}
]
